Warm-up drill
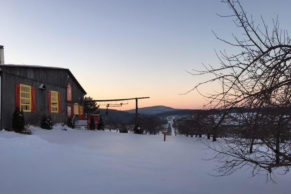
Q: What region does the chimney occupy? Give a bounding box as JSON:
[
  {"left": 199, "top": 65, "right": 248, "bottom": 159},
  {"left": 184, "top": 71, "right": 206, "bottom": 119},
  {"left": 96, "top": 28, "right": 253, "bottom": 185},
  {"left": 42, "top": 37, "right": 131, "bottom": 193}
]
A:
[{"left": 0, "top": 45, "right": 4, "bottom": 64}]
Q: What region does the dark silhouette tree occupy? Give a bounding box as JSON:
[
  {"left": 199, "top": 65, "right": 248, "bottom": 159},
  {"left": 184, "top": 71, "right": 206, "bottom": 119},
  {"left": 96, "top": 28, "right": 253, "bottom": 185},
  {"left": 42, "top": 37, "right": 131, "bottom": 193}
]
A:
[
  {"left": 139, "top": 115, "right": 163, "bottom": 135},
  {"left": 84, "top": 96, "right": 99, "bottom": 114},
  {"left": 89, "top": 116, "right": 96, "bottom": 130},
  {"left": 190, "top": 0, "right": 291, "bottom": 177},
  {"left": 97, "top": 116, "right": 105, "bottom": 130},
  {"left": 12, "top": 107, "right": 25, "bottom": 133}
]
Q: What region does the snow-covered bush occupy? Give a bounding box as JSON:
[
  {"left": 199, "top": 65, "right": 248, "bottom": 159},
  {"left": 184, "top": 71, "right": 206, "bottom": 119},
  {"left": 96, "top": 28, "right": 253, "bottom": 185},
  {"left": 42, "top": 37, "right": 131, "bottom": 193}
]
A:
[{"left": 40, "top": 115, "right": 53, "bottom": 130}]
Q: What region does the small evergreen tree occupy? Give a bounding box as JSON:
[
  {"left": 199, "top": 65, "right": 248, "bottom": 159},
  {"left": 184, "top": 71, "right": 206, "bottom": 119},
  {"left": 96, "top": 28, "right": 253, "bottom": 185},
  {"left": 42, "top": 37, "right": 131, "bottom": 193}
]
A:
[
  {"left": 97, "top": 116, "right": 104, "bottom": 130},
  {"left": 40, "top": 115, "right": 53, "bottom": 130},
  {"left": 89, "top": 117, "right": 96, "bottom": 130},
  {"left": 12, "top": 107, "right": 25, "bottom": 133},
  {"left": 84, "top": 96, "right": 99, "bottom": 114}
]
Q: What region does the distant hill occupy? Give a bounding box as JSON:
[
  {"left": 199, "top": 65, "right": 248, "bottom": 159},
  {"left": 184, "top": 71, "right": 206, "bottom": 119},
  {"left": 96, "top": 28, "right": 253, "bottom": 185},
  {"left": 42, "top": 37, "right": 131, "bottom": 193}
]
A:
[
  {"left": 98, "top": 106, "right": 200, "bottom": 125},
  {"left": 97, "top": 106, "right": 279, "bottom": 125},
  {"left": 156, "top": 109, "right": 200, "bottom": 118},
  {"left": 125, "top": 105, "right": 201, "bottom": 117},
  {"left": 126, "top": 106, "right": 176, "bottom": 115}
]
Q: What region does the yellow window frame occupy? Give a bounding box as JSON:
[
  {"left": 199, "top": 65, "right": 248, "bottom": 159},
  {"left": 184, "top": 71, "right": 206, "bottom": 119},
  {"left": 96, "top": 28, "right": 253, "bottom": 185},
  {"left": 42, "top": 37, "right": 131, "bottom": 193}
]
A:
[
  {"left": 20, "top": 84, "right": 31, "bottom": 112},
  {"left": 50, "top": 90, "right": 59, "bottom": 113}
]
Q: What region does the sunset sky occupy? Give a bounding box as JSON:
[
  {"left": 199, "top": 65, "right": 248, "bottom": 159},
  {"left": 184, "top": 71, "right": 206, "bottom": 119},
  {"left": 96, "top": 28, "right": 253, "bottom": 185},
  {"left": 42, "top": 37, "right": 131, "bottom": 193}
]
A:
[{"left": 1, "top": 0, "right": 290, "bottom": 110}]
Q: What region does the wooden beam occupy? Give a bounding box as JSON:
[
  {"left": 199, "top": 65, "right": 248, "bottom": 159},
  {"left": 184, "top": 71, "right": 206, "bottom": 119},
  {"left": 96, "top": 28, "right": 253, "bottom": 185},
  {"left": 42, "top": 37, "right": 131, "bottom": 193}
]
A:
[{"left": 88, "top": 97, "right": 150, "bottom": 102}]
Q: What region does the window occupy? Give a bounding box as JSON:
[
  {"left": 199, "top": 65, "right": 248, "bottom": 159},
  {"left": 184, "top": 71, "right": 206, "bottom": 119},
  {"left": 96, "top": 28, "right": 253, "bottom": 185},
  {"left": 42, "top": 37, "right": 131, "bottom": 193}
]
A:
[
  {"left": 20, "top": 84, "right": 31, "bottom": 112},
  {"left": 67, "top": 106, "right": 72, "bottom": 117},
  {"left": 79, "top": 106, "right": 84, "bottom": 116},
  {"left": 67, "top": 83, "right": 72, "bottom": 101},
  {"left": 73, "top": 103, "right": 79, "bottom": 115},
  {"left": 16, "top": 83, "right": 35, "bottom": 112},
  {"left": 49, "top": 90, "right": 60, "bottom": 113}
]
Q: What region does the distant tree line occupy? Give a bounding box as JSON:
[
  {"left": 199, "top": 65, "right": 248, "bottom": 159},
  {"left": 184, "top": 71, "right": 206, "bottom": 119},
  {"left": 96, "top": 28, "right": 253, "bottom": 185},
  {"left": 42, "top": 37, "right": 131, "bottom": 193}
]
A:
[{"left": 105, "top": 114, "right": 165, "bottom": 135}]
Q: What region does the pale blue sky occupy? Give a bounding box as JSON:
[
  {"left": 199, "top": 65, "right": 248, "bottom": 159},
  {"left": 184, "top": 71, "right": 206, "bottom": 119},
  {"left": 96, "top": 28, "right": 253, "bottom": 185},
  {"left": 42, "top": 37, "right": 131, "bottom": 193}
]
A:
[{"left": 1, "top": 0, "right": 290, "bottom": 109}]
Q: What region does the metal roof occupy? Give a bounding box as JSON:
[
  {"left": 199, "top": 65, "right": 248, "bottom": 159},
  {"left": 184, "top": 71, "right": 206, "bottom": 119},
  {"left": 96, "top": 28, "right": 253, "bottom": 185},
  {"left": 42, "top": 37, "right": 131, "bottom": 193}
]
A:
[{"left": 0, "top": 64, "right": 87, "bottom": 94}]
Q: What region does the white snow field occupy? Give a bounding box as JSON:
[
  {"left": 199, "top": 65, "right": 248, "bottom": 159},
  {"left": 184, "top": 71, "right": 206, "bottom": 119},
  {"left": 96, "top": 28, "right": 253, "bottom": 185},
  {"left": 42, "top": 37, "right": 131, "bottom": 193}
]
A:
[{"left": 0, "top": 126, "right": 290, "bottom": 194}]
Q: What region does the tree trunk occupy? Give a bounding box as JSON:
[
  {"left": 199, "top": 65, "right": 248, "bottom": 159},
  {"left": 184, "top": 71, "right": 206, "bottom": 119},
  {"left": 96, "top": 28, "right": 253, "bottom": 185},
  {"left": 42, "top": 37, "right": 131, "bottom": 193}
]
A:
[
  {"left": 275, "top": 129, "right": 280, "bottom": 165},
  {"left": 249, "top": 138, "right": 254, "bottom": 154},
  {"left": 212, "top": 128, "right": 217, "bottom": 142}
]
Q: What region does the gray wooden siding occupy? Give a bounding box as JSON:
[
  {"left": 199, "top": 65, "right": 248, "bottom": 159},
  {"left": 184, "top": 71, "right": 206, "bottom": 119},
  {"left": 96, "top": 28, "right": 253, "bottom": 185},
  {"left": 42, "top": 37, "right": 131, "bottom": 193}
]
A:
[{"left": 1, "top": 67, "right": 85, "bottom": 130}]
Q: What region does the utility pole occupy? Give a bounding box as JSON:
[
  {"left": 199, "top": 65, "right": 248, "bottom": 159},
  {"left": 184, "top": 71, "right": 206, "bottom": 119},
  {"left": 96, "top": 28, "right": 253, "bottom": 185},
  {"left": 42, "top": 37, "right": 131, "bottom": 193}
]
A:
[
  {"left": 134, "top": 98, "right": 140, "bottom": 133},
  {"left": 135, "top": 98, "right": 138, "bottom": 126}
]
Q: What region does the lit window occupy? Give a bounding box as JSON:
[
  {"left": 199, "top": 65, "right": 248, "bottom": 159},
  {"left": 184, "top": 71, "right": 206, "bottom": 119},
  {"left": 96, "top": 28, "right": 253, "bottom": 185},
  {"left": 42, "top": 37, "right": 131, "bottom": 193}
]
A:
[
  {"left": 79, "top": 106, "right": 84, "bottom": 115},
  {"left": 67, "top": 106, "right": 72, "bottom": 117},
  {"left": 20, "top": 84, "right": 31, "bottom": 112},
  {"left": 50, "top": 91, "right": 59, "bottom": 113},
  {"left": 73, "top": 103, "right": 79, "bottom": 115}
]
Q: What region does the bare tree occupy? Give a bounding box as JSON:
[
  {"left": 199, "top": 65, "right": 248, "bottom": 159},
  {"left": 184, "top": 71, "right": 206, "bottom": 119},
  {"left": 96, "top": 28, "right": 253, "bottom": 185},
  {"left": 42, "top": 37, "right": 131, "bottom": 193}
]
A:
[
  {"left": 139, "top": 115, "right": 163, "bottom": 135},
  {"left": 191, "top": 0, "right": 291, "bottom": 177},
  {"left": 174, "top": 110, "right": 220, "bottom": 139},
  {"left": 174, "top": 116, "right": 195, "bottom": 137}
]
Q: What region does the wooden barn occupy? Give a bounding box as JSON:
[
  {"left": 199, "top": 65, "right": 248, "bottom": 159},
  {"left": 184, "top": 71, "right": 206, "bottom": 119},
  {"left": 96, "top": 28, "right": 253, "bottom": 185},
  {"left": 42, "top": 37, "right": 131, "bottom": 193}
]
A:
[{"left": 0, "top": 46, "right": 87, "bottom": 130}]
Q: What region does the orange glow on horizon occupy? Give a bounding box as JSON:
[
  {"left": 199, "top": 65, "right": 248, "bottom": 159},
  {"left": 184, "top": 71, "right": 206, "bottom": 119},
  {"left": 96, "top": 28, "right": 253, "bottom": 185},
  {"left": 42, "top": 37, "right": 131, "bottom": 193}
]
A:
[
  {"left": 85, "top": 90, "right": 208, "bottom": 111},
  {"left": 82, "top": 75, "right": 214, "bottom": 111}
]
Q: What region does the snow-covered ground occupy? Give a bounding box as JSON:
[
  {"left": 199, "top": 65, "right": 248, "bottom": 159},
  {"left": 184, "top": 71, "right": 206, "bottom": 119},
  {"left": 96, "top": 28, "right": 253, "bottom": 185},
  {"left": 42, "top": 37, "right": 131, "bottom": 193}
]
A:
[
  {"left": 0, "top": 126, "right": 290, "bottom": 194},
  {"left": 167, "top": 116, "right": 176, "bottom": 136}
]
